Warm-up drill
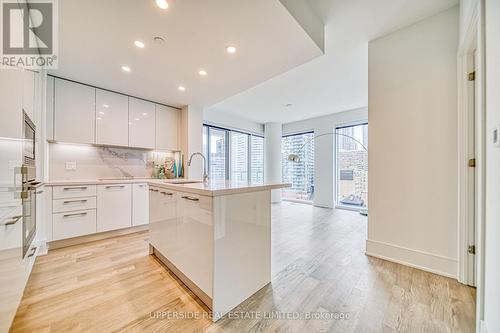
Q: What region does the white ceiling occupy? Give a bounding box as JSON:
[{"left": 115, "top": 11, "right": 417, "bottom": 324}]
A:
[
  {"left": 208, "top": 0, "right": 459, "bottom": 124},
  {"left": 50, "top": 0, "right": 323, "bottom": 108}
]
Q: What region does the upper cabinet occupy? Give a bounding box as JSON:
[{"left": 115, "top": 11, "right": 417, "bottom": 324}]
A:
[
  {"left": 49, "top": 78, "right": 181, "bottom": 151},
  {"left": 22, "top": 70, "right": 35, "bottom": 121},
  {"left": 0, "top": 66, "right": 24, "bottom": 139},
  {"left": 54, "top": 79, "right": 96, "bottom": 144},
  {"left": 129, "top": 98, "right": 155, "bottom": 149},
  {"left": 96, "top": 89, "right": 129, "bottom": 146},
  {"left": 156, "top": 104, "right": 180, "bottom": 151}
]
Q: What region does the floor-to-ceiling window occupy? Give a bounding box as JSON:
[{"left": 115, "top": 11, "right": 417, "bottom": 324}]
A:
[
  {"left": 282, "top": 132, "right": 315, "bottom": 202},
  {"left": 202, "top": 125, "right": 264, "bottom": 182},
  {"left": 336, "top": 123, "right": 368, "bottom": 210}
]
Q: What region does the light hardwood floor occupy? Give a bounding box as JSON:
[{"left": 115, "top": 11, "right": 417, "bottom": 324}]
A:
[{"left": 11, "top": 202, "right": 476, "bottom": 333}]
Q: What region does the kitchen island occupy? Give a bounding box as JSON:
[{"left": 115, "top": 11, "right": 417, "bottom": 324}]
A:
[{"left": 148, "top": 180, "right": 290, "bottom": 321}]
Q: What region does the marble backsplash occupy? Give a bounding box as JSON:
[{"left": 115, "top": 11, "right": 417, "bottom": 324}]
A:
[{"left": 49, "top": 143, "right": 176, "bottom": 180}]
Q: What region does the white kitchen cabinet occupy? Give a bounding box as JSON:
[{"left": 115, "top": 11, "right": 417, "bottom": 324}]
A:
[
  {"left": 149, "top": 187, "right": 213, "bottom": 297},
  {"left": 155, "top": 104, "right": 180, "bottom": 151},
  {"left": 53, "top": 185, "right": 97, "bottom": 200},
  {"left": 96, "top": 89, "right": 129, "bottom": 146},
  {"left": 0, "top": 66, "right": 24, "bottom": 139},
  {"left": 149, "top": 187, "right": 177, "bottom": 256},
  {"left": 132, "top": 183, "right": 149, "bottom": 226},
  {"left": 129, "top": 98, "right": 155, "bottom": 149},
  {"left": 176, "top": 192, "right": 213, "bottom": 296},
  {"left": 97, "top": 184, "right": 132, "bottom": 232},
  {"left": 52, "top": 209, "right": 97, "bottom": 240},
  {"left": 53, "top": 196, "right": 96, "bottom": 214},
  {"left": 46, "top": 76, "right": 55, "bottom": 140},
  {"left": 54, "top": 79, "right": 96, "bottom": 144},
  {"left": 22, "top": 70, "right": 35, "bottom": 121}
]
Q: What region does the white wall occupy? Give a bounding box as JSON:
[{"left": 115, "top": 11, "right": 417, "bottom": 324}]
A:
[
  {"left": 483, "top": 0, "right": 500, "bottom": 331},
  {"left": 203, "top": 109, "right": 264, "bottom": 135},
  {"left": 264, "top": 123, "right": 283, "bottom": 202},
  {"left": 367, "top": 7, "right": 459, "bottom": 278},
  {"left": 282, "top": 107, "right": 367, "bottom": 208}
]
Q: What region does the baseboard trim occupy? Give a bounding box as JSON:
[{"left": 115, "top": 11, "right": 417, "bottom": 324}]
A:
[
  {"left": 48, "top": 225, "right": 149, "bottom": 250},
  {"left": 366, "top": 239, "right": 457, "bottom": 279}
]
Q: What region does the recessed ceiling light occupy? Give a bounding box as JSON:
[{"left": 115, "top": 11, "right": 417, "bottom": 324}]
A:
[
  {"left": 135, "top": 118, "right": 140, "bottom": 121},
  {"left": 226, "top": 46, "right": 237, "bottom": 54},
  {"left": 178, "top": 86, "right": 186, "bottom": 91},
  {"left": 134, "top": 40, "right": 145, "bottom": 48},
  {"left": 97, "top": 117, "right": 102, "bottom": 120},
  {"left": 142, "top": 113, "right": 148, "bottom": 116},
  {"left": 155, "top": 0, "right": 168, "bottom": 9},
  {"left": 128, "top": 122, "right": 132, "bottom": 125},
  {"left": 121, "top": 65, "right": 131, "bottom": 72},
  {"left": 102, "top": 104, "right": 109, "bottom": 108},
  {"left": 99, "top": 111, "right": 105, "bottom": 115},
  {"left": 198, "top": 70, "right": 207, "bottom": 76}
]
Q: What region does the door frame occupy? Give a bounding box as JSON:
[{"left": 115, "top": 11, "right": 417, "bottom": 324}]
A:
[{"left": 457, "top": 0, "right": 485, "bottom": 330}]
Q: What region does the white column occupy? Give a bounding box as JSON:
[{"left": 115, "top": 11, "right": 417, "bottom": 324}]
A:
[
  {"left": 264, "top": 122, "right": 282, "bottom": 203},
  {"left": 180, "top": 105, "right": 203, "bottom": 179}
]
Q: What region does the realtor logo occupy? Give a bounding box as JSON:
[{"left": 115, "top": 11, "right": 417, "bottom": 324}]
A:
[{"left": 1, "top": 0, "right": 58, "bottom": 68}]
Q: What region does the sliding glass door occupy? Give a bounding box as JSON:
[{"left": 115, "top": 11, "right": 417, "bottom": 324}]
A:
[
  {"left": 282, "top": 132, "right": 315, "bottom": 202},
  {"left": 336, "top": 123, "right": 368, "bottom": 210}
]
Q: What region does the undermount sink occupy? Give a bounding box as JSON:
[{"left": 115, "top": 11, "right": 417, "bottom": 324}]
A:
[{"left": 165, "top": 179, "right": 203, "bottom": 184}]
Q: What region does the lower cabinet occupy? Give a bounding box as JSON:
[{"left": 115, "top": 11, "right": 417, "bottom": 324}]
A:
[
  {"left": 97, "top": 184, "right": 132, "bottom": 232},
  {"left": 132, "top": 183, "right": 149, "bottom": 226},
  {"left": 53, "top": 210, "right": 97, "bottom": 241},
  {"left": 149, "top": 186, "right": 213, "bottom": 297}
]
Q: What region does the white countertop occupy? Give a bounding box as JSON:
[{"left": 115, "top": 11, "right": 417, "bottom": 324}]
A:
[{"left": 45, "top": 179, "right": 291, "bottom": 197}]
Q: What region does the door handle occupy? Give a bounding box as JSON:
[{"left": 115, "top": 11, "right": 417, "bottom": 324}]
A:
[
  {"left": 149, "top": 189, "right": 159, "bottom": 192},
  {"left": 105, "top": 185, "right": 125, "bottom": 189},
  {"left": 181, "top": 196, "right": 199, "bottom": 202},
  {"left": 27, "top": 246, "right": 37, "bottom": 258},
  {"left": 0, "top": 215, "right": 22, "bottom": 226},
  {"left": 160, "top": 192, "right": 173, "bottom": 196},
  {"left": 63, "top": 212, "right": 88, "bottom": 218}
]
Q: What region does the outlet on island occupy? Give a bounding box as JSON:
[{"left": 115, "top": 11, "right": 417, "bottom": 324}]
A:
[{"left": 65, "top": 161, "right": 77, "bottom": 171}]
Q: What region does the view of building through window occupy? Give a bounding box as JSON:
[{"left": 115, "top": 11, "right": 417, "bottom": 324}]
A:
[
  {"left": 202, "top": 125, "right": 264, "bottom": 183},
  {"left": 282, "top": 132, "right": 315, "bottom": 202},
  {"left": 336, "top": 123, "right": 368, "bottom": 210}
]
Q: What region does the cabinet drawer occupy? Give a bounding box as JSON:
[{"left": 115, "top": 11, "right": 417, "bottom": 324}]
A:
[
  {"left": 53, "top": 185, "right": 97, "bottom": 199},
  {"left": 53, "top": 209, "right": 96, "bottom": 240},
  {"left": 53, "top": 197, "right": 96, "bottom": 213}
]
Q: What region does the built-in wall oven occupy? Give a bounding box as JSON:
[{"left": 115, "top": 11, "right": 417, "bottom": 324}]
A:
[{"left": 21, "top": 111, "right": 37, "bottom": 258}]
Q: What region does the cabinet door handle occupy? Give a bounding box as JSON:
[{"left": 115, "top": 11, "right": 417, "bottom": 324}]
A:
[
  {"left": 63, "top": 186, "right": 88, "bottom": 191},
  {"left": 63, "top": 212, "right": 87, "bottom": 218},
  {"left": 160, "top": 192, "right": 173, "bottom": 196},
  {"left": 149, "top": 189, "right": 159, "bottom": 192},
  {"left": 63, "top": 199, "right": 88, "bottom": 204},
  {"left": 181, "top": 196, "right": 199, "bottom": 202},
  {"left": 36, "top": 190, "right": 44, "bottom": 194},
  {"left": 27, "top": 246, "right": 37, "bottom": 258},
  {"left": 0, "top": 215, "right": 22, "bottom": 226}
]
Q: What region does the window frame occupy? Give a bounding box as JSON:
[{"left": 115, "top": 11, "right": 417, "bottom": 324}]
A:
[
  {"left": 203, "top": 124, "right": 264, "bottom": 183},
  {"left": 281, "top": 131, "right": 315, "bottom": 203},
  {"left": 334, "top": 122, "right": 368, "bottom": 211}
]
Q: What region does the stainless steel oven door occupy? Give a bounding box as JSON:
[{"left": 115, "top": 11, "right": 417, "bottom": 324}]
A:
[{"left": 22, "top": 185, "right": 36, "bottom": 258}]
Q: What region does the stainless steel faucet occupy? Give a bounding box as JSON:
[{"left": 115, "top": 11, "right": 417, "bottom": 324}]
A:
[{"left": 187, "top": 152, "right": 209, "bottom": 183}]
